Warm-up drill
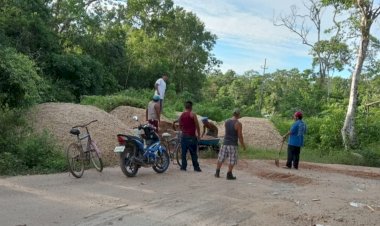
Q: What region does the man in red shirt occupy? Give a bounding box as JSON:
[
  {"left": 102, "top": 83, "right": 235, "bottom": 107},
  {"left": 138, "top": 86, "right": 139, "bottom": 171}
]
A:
[{"left": 178, "top": 101, "right": 201, "bottom": 172}]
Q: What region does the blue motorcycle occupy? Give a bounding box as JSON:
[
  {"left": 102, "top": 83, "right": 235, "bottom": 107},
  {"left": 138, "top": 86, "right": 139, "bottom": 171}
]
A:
[{"left": 114, "top": 116, "right": 170, "bottom": 177}]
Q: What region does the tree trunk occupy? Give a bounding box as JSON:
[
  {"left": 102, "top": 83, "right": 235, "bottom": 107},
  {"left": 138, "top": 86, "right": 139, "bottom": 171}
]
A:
[{"left": 341, "top": 31, "right": 369, "bottom": 150}]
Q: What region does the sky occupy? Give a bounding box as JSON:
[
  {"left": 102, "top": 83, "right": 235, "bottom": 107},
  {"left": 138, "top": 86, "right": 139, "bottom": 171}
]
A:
[{"left": 172, "top": 0, "right": 352, "bottom": 76}]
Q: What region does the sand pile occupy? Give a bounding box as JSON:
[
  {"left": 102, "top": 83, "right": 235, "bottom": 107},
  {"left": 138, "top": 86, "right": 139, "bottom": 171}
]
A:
[
  {"left": 28, "top": 103, "right": 129, "bottom": 165},
  {"left": 217, "top": 117, "right": 283, "bottom": 150},
  {"left": 29, "top": 103, "right": 282, "bottom": 167}
]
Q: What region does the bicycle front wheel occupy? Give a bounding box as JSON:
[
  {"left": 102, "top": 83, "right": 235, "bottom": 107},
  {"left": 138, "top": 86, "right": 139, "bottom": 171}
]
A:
[
  {"left": 67, "top": 143, "right": 84, "bottom": 178},
  {"left": 89, "top": 141, "right": 103, "bottom": 172},
  {"left": 161, "top": 142, "right": 172, "bottom": 161}
]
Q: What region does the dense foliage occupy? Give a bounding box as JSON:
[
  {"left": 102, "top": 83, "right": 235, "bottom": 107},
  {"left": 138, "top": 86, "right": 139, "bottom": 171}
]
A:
[
  {"left": 0, "top": 0, "right": 218, "bottom": 103},
  {"left": 0, "top": 108, "right": 66, "bottom": 175}
]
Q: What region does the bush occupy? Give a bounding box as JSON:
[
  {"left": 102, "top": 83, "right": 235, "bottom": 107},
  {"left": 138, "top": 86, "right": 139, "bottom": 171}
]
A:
[
  {"left": 356, "top": 109, "right": 380, "bottom": 148},
  {"left": 318, "top": 107, "right": 345, "bottom": 150},
  {"left": 195, "top": 103, "right": 231, "bottom": 122},
  {"left": 81, "top": 94, "right": 146, "bottom": 112},
  {"left": 270, "top": 115, "right": 292, "bottom": 135},
  {"left": 17, "top": 131, "right": 67, "bottom": 174},
  {"left": 0, "top": 47, "right": 44, "bottom": 108},
  {"left": 0, "top": 108, "right": 66, "bottom": 175},
  {"left": 51, "top": 53, "right": 119, "bottom": 101}
]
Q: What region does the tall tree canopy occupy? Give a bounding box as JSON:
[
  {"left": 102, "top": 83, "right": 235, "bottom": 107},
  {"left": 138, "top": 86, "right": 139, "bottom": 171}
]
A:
[{"left": 0, "top": 0, "right": 219, "bottom": 104}]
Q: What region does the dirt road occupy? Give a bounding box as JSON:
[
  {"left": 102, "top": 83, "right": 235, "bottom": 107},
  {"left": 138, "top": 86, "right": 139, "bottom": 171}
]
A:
[{"left": 1, "top": 160, "right": 379, "bottom": 226}]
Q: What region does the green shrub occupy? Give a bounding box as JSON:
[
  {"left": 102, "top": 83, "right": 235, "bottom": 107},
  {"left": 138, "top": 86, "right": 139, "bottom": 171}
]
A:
[
  {"left": 0, "top": 108, "right": 66, "bottom": 175},
  {"left": 17, "top": 131, "right": 66, "bottom": 174},
  {"left": 357, "top": 109, "right": 380, "bottom": 148},
  {"left": 195, "top": 103, "right": 230, "bottom": 122},
  {"left": 0, "top": 47, "right": 44, "bottom": 108},
  {"left": 271, "top": 115, "right": 292, "bottom": 135},
  {"left": 81, "top": 94, "right": 146, "bottom": 112},
  {"left": 0, "top": 152, "right": 22, "bottom": 175},
  {"left": 241, "top": 105, "right": 262, "bottom": 118},
  {"left": 318, "top": 107, "right": 345, "bottom": 150}
]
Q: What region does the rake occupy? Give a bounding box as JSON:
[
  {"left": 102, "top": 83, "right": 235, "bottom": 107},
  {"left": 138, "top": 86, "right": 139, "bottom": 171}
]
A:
[{"left": 275, "top": 140, "right": 285, "bottom": 167}]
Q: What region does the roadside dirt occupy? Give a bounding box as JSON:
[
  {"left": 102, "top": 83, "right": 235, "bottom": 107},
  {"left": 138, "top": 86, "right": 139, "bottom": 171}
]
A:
[
  {"left": 20, "top": 103, "right": 379, "bottom": 225},
  {"left": 1, "top": 160, "right": 379, "bottom": 226}
]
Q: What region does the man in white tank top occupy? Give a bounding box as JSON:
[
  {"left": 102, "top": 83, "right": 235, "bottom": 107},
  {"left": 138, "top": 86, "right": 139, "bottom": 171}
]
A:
[{"left": 146, "top": 95, "right": 161, "bottom": 132}]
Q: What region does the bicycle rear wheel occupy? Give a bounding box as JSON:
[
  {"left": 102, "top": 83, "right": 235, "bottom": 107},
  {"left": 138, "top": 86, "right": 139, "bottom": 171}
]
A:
[
  {"left": 175, "top": 144, "right": 192, "bottom": 168},
  {"left": 67, "top": 143, "right": 84, "bottom": 178},
  {"left": 89, "top": 142, "right": 103, "bottom": 172}
]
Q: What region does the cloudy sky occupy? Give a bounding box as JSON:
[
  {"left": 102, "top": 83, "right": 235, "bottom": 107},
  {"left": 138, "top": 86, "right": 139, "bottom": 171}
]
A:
[{"left": 172, "top": 0, "right": 348, "bottom": 75}]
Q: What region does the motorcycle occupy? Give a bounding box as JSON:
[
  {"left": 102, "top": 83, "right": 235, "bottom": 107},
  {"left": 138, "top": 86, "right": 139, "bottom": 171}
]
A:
[{"left": 114, "top": 116, "right": 170, "bottom": 177}]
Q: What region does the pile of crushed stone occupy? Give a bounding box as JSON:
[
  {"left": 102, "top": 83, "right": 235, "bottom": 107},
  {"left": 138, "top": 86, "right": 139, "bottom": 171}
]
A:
[
  {"left": 28, "top": 103, "right": 283, "bottom": 166},
  {"left": 217, "top": 117, "right": 283, "bottom": 150},
  {"left": 28, "top": 103, "right": 129, "bottom": 165}
]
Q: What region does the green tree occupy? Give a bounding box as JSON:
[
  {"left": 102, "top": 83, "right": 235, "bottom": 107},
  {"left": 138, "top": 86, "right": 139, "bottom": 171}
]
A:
[
  {"left": 323, "top": 0, "right": 380, "bottom": 149},
  {"left": 274, "top": 0, "right": 351, "bottom": 89},
  {"left": 0, "top": 47, "right": 44, "bottom": 108}
]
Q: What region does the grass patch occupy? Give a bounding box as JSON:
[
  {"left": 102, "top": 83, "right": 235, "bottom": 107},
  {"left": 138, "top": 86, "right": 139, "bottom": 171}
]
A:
[
  {"left": 237, "top": 146, "right": 380, "bottom": 167},
  {"left": 239, "top": 147, "right": 279, "bottom": 160},
  {"left": 81, "top": 94, "right": 146, "bottom": 112}
]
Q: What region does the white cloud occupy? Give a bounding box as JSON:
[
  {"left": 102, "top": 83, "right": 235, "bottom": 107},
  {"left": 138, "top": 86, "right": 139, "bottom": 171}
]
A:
[{"left": 173, "top": 0, "right": 334, "bottom": 74}]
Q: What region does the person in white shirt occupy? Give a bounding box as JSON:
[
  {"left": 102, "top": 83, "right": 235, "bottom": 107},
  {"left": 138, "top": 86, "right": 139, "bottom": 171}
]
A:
[{"left": 154, "top": 74, "right": 168, "bottom": 112}]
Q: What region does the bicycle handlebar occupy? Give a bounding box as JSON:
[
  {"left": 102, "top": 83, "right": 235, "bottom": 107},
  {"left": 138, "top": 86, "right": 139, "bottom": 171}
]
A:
[{"left": 72, "top": 120, "right": 98, "bottom": 128}]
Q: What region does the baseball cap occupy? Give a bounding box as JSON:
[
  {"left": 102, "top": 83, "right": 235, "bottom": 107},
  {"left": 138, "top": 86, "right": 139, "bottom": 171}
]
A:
[
  {"left": 294, "top": 111, "right": 303, "bottom": 118},
  {"left": 153, "top": 95, "right": 160, "bottom": 101},
  {"left": 233, "top": 108, "right": 241, "bottom": 116},
  {"left": 201, "top": 117, "right": 208, "bottom": 123}
]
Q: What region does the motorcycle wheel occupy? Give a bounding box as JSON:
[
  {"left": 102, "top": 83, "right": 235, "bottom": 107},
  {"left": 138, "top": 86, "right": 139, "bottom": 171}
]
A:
[
  {"left": 120, "top": 147, "right": 139, "bottom": 177},
  {"left": 153, "top": 150, "right": 170, "bottom": 173}
]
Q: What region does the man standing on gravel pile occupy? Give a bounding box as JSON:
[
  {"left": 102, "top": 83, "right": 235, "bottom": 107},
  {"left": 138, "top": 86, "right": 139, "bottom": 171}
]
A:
[
  {"left": 154, "top": 74, "right": 168, "bottom": 113},
  {"left": 282, "top": 111, "right": 306, "bottom": 169},
  {"left": 215, "top": 109, "right": 246, "bottom": 180}
]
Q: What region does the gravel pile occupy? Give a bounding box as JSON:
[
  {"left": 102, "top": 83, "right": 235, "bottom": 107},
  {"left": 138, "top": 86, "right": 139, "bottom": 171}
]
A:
[
  {"left": 28, "top": 103, "right": 282, "bottom": 167},
  {"left": 217, "top": 117, "right": 283, "bottom": 150},
  {"left": 29, "top": 103, "right": 128, "bottom": 165}
]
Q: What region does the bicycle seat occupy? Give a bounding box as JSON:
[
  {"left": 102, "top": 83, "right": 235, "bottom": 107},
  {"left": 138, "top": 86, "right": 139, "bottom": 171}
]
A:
[
  {"left": 70, "top": 128, "right": 80, "bottom": 135},
  {"left": 162, "top": 132, "right": 171, "bottom": 138}
]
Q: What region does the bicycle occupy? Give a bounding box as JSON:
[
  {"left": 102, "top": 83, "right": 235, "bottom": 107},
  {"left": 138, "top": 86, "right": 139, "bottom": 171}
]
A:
[
  {"left": 161, "top": 130, "right": 182, "bottom": 165},
  {"left": 67, "top": 120, "right": 103, "bottom": 178}
]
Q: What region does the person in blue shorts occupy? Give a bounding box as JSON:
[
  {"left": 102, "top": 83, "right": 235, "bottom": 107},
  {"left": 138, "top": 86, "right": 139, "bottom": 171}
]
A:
[{"left": 282, "top": 111, "right": 307, "bottom": 169}]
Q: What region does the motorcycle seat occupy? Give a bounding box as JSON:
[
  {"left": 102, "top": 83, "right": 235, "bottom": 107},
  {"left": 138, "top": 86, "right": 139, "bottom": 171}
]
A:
[{"left": 118, "top": 134, "right": 143, "bottom": 143}]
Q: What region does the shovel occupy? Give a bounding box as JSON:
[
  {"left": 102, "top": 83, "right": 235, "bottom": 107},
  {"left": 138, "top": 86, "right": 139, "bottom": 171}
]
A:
[{"left": 275, "top": 140, "right": 285, "bottom": 167}]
